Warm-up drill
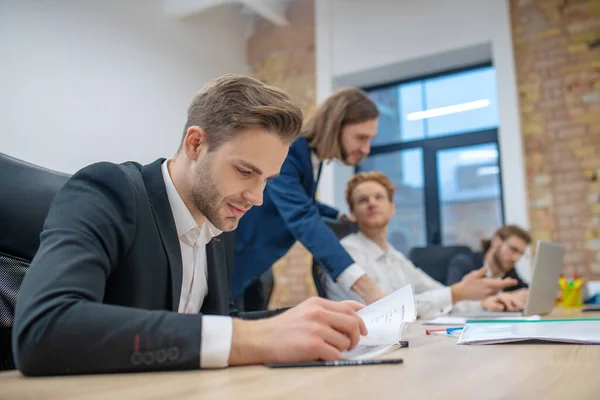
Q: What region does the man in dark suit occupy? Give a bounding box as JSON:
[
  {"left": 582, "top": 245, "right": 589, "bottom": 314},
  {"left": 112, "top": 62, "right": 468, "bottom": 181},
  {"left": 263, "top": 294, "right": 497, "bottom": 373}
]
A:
[
  {"left": 233, "top": 88, "right": 390, "bottom": 309},
  {"left": 446, "top": 225, "right": 531, "bottom": 296},
  {"left": 13, "top": 74, "right": 366, "bottom": 377}
]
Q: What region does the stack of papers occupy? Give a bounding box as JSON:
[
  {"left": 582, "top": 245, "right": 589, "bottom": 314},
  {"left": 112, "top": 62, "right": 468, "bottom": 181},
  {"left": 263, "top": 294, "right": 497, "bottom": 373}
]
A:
[
  {"left": 457, "top": 319, "right": 600, "bottom": 345},
  {"left": 342, "top": 284, "right": 416, "bottom": 360}
]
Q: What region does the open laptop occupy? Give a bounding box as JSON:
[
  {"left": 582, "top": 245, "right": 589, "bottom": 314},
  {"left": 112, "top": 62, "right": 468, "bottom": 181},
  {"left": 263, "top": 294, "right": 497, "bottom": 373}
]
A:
[{"left": 450, "top": 240, "right": 566, "bottom": 317}]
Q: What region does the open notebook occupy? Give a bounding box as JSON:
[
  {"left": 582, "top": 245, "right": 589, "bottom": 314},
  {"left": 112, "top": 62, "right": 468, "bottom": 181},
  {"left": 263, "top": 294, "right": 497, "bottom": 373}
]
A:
[
  {"left": 457, "top": 319, "right": 600, "bottom": 345},
  {"left": 342, "top": 284, "right": 416, "bottom": 360}
]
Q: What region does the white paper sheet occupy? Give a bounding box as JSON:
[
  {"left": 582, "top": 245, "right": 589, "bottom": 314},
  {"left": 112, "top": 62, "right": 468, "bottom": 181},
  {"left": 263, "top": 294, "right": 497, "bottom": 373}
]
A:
[{"left": 341, "top": 284, "right": 416, "bottom": 360}]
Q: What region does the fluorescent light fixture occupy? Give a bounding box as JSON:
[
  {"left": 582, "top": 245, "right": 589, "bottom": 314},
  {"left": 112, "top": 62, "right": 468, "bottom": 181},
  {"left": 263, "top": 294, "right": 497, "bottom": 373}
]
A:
[
  {"left": 476, "top": 166, "right": 500, "bottom": 176},
  {"left": 406, "top": 99, "right": 490, "bottom": 121},
  {"left": 460, "top": 149, "right": 498, "bottom": 161}
]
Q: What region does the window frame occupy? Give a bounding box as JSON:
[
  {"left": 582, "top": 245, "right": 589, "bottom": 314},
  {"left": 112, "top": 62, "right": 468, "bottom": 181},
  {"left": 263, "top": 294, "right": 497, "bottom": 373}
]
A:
[{"left": 360, "top": 64, "right": 505, "bottom": 247}]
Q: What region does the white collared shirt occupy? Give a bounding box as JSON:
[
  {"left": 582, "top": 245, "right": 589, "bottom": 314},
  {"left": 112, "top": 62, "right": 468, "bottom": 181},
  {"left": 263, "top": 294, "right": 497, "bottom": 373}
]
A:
[
  {"left": 324, "top": 232, "right": 481, "bottom": 318},
  {"left": 310, "top": 151, "right": 367, "bottom": 292},
  {"left": 161, "top": 160, "right": 232, "bottom": 368},
  {"left": 311, "top": 151, "right": 321, "bottom": 183}
]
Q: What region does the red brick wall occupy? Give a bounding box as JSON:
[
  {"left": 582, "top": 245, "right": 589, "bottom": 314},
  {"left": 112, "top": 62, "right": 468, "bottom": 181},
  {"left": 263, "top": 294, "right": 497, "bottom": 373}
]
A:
[
  {"left": 510, "top": 0, "right": 600, "bottom": 278},
  {"left": 247, "top": 0, "right": 317, "bottom": 308}
]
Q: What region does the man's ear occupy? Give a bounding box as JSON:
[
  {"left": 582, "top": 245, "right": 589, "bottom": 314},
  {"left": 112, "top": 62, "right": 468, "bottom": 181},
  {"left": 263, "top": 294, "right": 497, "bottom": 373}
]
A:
[{"left": 182, "top": 126, "right": 209, "bottom": 161}]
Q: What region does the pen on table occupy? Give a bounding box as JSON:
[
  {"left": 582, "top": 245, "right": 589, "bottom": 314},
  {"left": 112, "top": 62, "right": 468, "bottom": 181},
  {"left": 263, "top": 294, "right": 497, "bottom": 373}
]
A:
[
  {"left": 426, "top": 328, "right": 446, "bottom": 335},
  {"left": 426, "top": 327, "right": 463, "bottom": 335},
  {"left": 265, "top": 359, "right": 404, "bottom": 368}
]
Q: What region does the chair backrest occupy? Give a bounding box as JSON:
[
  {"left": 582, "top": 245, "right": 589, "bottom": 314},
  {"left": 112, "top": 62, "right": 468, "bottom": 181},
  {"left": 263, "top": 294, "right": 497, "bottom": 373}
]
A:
[
  {"left": 312, "top": 219, "right": 358, "bottom": 298},
  {"left": 408, "top": 245, "right": 473, "bottom": 284},
  {"left": 0, "top": 153, "right": 70, "bottom": 370}
]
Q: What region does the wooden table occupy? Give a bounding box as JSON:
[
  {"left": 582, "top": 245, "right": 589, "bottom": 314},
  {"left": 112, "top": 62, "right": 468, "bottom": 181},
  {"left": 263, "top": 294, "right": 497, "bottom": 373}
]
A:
[{"left": 2, "top": 309, "right": 600, "bottom": 400}]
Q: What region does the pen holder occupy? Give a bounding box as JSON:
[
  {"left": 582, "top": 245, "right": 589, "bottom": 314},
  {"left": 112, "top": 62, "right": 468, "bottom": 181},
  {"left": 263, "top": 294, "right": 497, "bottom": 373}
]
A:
[{"left": 559, "top": 277, "right": 583, "bottom": 308}]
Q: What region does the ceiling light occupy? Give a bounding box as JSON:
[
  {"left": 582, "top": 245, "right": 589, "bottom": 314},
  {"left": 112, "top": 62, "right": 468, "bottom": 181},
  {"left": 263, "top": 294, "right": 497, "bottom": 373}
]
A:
[{"left": 406, "top": 99, "right": 490, "bottom": 121}]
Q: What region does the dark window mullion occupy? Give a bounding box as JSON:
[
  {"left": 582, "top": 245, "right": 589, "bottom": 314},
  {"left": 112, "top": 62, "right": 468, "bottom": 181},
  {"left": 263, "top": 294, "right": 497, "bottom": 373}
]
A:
[{"left": 423, "top": 141, "right": 441, "bottom": 246}]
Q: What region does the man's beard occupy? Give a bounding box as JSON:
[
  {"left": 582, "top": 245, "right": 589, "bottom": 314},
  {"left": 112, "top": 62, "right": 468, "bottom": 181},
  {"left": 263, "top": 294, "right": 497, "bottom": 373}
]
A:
[
  {"left": 361, "top": 215, "right": 389, "bottom": 231},
  {"left": 341, "top": 144, "right": 366, "bottom": 165},
  {"left": 189, "top": 156, "right": 252, "bottom": 232},
  {"left": 492, "top": 245, "right": 513, "bottom": 274},
  {"left": 189, "top": 156, "right": 226, "bottom": 230}
]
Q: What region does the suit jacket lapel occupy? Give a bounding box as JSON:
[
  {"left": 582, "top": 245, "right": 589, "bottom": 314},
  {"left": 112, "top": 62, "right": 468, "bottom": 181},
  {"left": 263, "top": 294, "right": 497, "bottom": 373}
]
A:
[
  {"left": 314, "top": 161, "right": 323, "bottom": 196},
  {"left": 141, "top": 158, "right": 183, "bottom": 311},
  {"left": 305, "top": 145, "right": 321, "bottom": 198},
  {"left": 201, "top": 236, "right": 229, "bottom": 316}
]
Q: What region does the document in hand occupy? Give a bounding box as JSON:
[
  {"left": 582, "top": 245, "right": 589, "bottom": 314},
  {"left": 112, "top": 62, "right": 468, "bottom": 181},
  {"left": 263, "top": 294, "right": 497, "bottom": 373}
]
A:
[
  {"left": 457, "top": 319, "right": 600, "bottom": 345},
  {"left": 342, "top": 284, "right": 417, "bottom": 360}
]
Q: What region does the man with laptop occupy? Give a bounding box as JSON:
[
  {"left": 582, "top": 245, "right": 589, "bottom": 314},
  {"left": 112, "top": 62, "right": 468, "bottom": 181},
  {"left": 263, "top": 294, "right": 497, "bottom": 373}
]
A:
[
  {"left": 446, "top": 225, "right": 532, "bottom": 311},
  {"left": 446, "top": 225, "right": 531, "bottom": 292},
  {"left": 445, "top": 223, "right": 568, "bottom": 317}
]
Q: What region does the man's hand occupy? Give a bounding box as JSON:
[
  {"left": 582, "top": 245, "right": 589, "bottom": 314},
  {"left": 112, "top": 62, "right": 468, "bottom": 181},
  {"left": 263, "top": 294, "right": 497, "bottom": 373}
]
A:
[
  {"left": 228, "top": 297, "right": 368, "bottom": 366},
  {"left": 481, "top": 290, "right": 527, "bottom": 312},
  {"left": 451, "top": 266, "right": 518, "bottom": 302},
  {"left": 351, "top": 275, "right": 387, "bottom": 304}
]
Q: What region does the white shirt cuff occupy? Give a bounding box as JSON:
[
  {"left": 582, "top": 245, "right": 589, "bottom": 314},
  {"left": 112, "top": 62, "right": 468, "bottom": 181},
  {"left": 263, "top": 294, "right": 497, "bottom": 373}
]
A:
[
  {"left": 336, "top": 263, "right": 366, "bottom": 291},
  {"left": 200, "top": 316, "right": 232, "bottom": 368}
]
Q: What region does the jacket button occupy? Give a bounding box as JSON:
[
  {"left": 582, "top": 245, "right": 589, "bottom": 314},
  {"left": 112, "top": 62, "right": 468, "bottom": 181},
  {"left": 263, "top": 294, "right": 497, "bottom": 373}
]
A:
[
  {"left": 168, "top": 347, "right": 180, "bottom": 361},
  {"left": 130, "top": 352, "right": 143, "bottom": 366},
  {"left": 156, "top": 349, "right": 168, "bottom": 364}
]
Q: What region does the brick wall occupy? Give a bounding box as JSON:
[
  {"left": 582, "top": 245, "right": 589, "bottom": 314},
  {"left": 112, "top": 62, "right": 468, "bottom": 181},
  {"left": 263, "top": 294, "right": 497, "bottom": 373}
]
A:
[
  {"left": 510, "top": 0, "right": 600, "bottom": 278},
  {"left": 247, "top": 0, "right": 317, "bottom": 308}
]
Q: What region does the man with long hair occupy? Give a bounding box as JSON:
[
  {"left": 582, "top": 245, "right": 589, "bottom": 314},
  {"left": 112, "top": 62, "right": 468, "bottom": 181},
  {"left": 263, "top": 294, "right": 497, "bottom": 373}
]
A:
[{"left": 233, "top": 88, "right": 391, "bottom": 308}]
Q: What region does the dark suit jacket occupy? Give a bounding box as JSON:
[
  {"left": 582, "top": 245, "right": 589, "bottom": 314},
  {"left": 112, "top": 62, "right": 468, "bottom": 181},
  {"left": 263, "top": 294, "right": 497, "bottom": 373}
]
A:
[
  {"left": 13, "top": 159, "right": 276, "bottom": 377},
  {"left": 446, "top": 252, "right": 529, "bottom": 292},
  {"left": 232, "top": 137, "right": 354, "bottom": 298}
]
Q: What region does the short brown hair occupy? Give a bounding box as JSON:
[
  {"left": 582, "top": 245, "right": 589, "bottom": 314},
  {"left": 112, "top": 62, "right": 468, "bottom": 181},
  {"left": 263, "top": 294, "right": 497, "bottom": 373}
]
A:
[
  {"left": 179, "top": 74, "right": 303, "bottom": 152},
  {"left": 301, "top": 88, "right": 379, "bottom": 160},
  {"left": 345, "top": 171, "right": 395, "bottom": 211},
  {"left": 482, "top": 225, "right": 532, "bottom": 254}
]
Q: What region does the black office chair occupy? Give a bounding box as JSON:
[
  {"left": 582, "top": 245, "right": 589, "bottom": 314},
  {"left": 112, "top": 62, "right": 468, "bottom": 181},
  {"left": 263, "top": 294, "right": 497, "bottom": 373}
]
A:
[
  {"left": 312, "top": 219, "right": 358, "bottom": 298},
  {"left": 408, "top": 245, "right": 473, "bottom": 285},
  {"left": 0, "top": 153, "right": 70, "bottom": 370},
  {"left": 239, "top": 269, "right": 274, "bottom": 312}
]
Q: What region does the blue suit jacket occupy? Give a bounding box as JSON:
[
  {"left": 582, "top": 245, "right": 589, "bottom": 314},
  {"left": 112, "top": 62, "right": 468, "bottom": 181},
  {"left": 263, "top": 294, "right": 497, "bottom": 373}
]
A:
[{"left": 232, "top": 137, "right": 355, "bottom": 298}]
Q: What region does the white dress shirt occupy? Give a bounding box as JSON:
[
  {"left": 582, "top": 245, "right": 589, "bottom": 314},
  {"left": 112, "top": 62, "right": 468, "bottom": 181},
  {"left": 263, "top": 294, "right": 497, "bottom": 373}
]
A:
[
  {"left": 324, "top": 232, "right": 481, "bottom": 318},
  {"left": 310, "top": 152, "right": 367, "bottom": 291},
  {"left": 161, "top": 160, "right": 232, "bottom": 368}
]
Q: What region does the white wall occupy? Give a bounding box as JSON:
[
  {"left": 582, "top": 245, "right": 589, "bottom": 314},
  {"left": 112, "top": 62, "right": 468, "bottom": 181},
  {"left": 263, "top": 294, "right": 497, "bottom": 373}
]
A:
[
  {"left": 0, "top": 0, "right": 250, "bottom": 173},
  {"left": 315, "top": 0, "right": 531, "bottom": 279}
]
